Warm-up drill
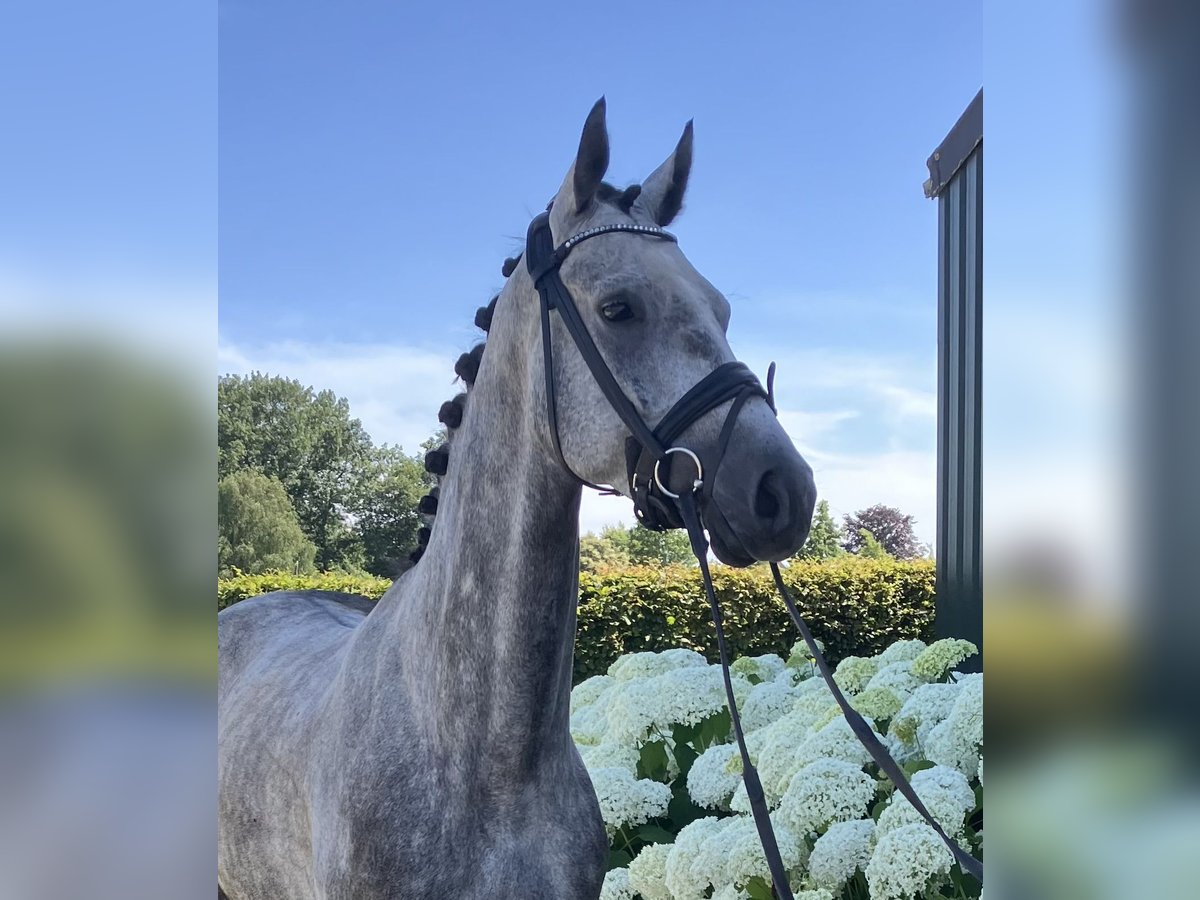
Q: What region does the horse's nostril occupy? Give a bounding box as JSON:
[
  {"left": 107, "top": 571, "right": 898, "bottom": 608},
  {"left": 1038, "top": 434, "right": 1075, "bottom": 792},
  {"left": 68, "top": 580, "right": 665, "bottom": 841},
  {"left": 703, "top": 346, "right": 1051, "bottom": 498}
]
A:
[{"left": 754, "top": 470, "right": 782, "bottom": 521}]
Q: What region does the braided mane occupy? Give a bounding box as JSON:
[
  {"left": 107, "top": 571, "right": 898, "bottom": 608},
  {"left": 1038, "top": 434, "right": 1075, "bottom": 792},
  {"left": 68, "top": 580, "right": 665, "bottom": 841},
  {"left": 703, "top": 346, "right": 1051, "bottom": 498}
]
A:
[{"left": 408, "top": 183, "right": 642, "bottom": 566}]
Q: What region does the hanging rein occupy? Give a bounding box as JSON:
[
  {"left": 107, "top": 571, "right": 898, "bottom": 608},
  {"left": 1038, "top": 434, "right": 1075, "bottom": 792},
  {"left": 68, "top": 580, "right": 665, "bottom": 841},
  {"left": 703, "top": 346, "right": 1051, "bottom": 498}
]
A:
[{"left": 524, "top": 209, "right": 983, "bottom": 894}]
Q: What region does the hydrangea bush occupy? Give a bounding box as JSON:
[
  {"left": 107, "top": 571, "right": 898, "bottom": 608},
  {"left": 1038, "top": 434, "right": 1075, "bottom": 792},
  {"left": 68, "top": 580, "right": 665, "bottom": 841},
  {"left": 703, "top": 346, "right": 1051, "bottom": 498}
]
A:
[{"left": 578, "top": 637, "right": 983, "bottom": 900}]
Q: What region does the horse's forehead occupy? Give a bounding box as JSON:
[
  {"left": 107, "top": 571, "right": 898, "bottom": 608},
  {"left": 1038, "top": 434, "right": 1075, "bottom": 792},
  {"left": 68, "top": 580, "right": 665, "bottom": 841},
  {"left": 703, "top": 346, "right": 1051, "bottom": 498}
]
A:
[{"left": 566, "top": 237, "right": 708, "bottom": 301}]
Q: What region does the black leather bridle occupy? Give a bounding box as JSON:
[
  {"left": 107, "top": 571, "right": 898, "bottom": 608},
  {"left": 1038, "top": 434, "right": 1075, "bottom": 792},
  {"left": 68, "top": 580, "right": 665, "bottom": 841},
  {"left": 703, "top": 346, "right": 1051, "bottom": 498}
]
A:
[{"left": 525, "top": 209, "right": 984, "bottom": 893}]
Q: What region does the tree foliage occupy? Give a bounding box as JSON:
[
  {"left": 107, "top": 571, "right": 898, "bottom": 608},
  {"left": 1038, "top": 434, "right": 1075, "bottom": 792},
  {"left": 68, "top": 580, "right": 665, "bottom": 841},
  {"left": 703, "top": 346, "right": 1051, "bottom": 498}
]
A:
[
  {"left": 219, "top": 373, "right": 372, "bottom": 571},
  {"left": 793, "top": 499, "right": 844, "bottom": 561},
  {"left": 841, "top": 503, "right": 921, "bottom": 559},
  {"left": 218, "top": 469, "right": 316, "bottom": 575},
  {"left": 352, "top": 444, "right": 433, "bottom": 577},
  {"left": 218, "top": 372, "right": 435, "bottom": 575},
  {"left": 855, "top": 527, "right": 894, "bottom": 560},
  {"left": 580, "top": 523, "right": 694, "bottom": 571},
  {"left": 579, "top": 531, "right": 631, "bottom": 571}
]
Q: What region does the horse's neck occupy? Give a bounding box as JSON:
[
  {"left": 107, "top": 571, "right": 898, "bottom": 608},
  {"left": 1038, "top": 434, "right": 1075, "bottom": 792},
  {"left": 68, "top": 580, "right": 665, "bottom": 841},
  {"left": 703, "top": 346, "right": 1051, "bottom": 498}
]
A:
[{"left": 373, "top": 317, "right": 582, "bottom": 778}]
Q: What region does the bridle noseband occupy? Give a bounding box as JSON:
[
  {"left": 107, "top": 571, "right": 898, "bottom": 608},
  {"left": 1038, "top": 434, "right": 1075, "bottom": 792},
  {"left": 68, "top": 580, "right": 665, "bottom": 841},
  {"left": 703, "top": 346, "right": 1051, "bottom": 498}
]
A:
[{"left": 522, "top": 207, "right": 983, "bottom": 892}]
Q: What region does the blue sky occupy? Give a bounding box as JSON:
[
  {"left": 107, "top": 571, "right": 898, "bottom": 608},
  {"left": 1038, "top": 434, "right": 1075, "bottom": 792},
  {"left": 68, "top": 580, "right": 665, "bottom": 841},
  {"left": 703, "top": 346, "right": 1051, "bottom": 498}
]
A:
[{"left": 217, "top": 0, "right": 983, "bottom": 541}]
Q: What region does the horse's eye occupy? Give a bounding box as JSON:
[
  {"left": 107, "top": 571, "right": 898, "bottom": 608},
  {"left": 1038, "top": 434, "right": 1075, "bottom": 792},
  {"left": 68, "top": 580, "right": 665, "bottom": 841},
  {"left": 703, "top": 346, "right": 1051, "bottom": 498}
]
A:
[{"left": 601, "top": 301, "right": 634, "bottom": 322}]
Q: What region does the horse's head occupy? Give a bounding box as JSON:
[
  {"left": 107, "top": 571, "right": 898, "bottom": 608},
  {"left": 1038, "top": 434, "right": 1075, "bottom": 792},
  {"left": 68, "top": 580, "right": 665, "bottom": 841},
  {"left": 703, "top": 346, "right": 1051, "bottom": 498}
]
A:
[{"left": 499, "top": 99, "right": 815, "bottom": 566}]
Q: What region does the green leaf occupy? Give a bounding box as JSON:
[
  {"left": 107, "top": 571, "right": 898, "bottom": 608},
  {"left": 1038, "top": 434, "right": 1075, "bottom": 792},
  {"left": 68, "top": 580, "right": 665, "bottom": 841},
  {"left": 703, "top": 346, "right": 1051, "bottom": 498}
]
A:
[
  {"left": 902, "top": 759, "right": 936, "bottom": 778},
  {"left": 667, "top": 780, "right": 704, "bottom": 830},
  {"left": 607, "top": 849, "right": 632, "bottom": 870},
  {"left": 671, "top": 722, "right": 698, "bottom": 746},
  {"left": 672, "top": 740, "right": 699, "bottom": 778},
  {"left": 635, "top": 823, "right": 675, "bottom": 845},
  {"left": 637, "top": 740, "right": 670, "bottom": 782},
  {"left": 744, "top": 876, "right": 775, "bottom": 900},
  {"left": 697, "top": 709, "right": 732, "bottom": 750}
]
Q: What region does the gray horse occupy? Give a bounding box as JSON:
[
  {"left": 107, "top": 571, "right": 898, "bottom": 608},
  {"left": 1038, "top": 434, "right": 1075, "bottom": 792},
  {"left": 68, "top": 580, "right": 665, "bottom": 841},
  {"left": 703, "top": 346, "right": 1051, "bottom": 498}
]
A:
[{"left": 217, "top": 100, "right": 815, "bottom": 900}]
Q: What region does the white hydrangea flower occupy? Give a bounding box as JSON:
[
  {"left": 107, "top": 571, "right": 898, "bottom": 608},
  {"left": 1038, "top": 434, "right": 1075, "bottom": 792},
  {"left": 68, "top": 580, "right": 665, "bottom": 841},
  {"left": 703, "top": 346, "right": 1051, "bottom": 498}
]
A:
[
  {"left": 791, "top": 674, "right": 835, "bottom": 713},
  {"left": 850, "top": 686, "right": 903, "bottom": 722},
  {"left": 688, "top": 743, "right": 742, "bottom": 810},
  {"left": 665, "top": 816, "right": 734, "bottom": 900},
  {"left": 605, "top": 665, "right": 731, "bottom": 744},
  {"left": 833, "top": 655, "right": 879, "bottom": 694},
  {"left": 578, "top": 741, "right": 640, "bottom": 776},
  {"left": 775, "top": 757, "right": 877, "bottom": 837},
  {"left": 608, "top": 648, "right": 708, "bottom": 681},
  {"left": 571, "top": 680, "right": 621, "bottom": 745},
  {"left": 889, "top": 681, "right": 962, "bottom": 749},
  {"left": 731, "top": 653, "right": 786, "bottom": 683},
  {"left": 912, "top": 764, "right": 976, "bottom": 811},
  {"left": 807, "top": 704, "right": 844, "bottom": 734},
  {"left": 571, "top": 674, "right": 615, "bottom": 712},
  {"left": 738, "top": 714, "right": 875, "bottom": 810},
  {"left": 711, "top": 886, "right": 749, "bottom": 900},
  {"left": 628, "top": 841, "right": 673, "bottom": 900},
  {"left": 910, "top": 639, "right": 978, "bottom": 681},
  {"left": 865, "top": 822, "right": 954, "bottom": 900},
  {"left": 883, "top": 730, "right": 921, "bottom": 767},
  {"left": 740, "top": 679, "right": 802, "bottom": 732},
  {"left": 599, "top": 866, "right": 635, "bottom": 900},
  {"left": 792, "top": 891, "right": 836, "bottom": 900},
  {"left": 588, "top": 767, "right": 672, "bottom": 836},
  {"left": 876, "top": 639, "right": 928, "bottom": 666},
  {"left": 774, "top": 664, "right": 803, "bottom": 686},
  {"left": 864, "top": 660, "right": 926, "bottom": 703},
  {"left": 722, "top": 814, "right": 805, "bottom": 890},
  {"left": 799, "top": 716, "right": 876, "bottom": 767},
  {"left": 876, "top": 765, "right": 974, "bottom": 839},
  {"left": 925, "top": 673, "right": 982, "bottom": 776},
  {"left": 571, "top": 702, "right": 610, "bottom": 746},
  {"left": 733, "top": 709, "right": 825, "bottom": 808},
  {"left": 785, "top": 637, "right": 823, "bottom": 667},
  {"left": 807, "top": 818, "right": 877, "bottom": 891},
  {"left": 977, "top": 754, "right": 983, "bottom": 784}
]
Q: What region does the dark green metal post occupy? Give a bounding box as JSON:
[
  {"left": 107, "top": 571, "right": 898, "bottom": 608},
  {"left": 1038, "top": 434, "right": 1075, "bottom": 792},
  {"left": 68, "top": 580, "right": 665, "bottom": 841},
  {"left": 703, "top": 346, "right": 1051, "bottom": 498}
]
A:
[{"left": 925, "top": 90, "right": 983, "bottom": 670}]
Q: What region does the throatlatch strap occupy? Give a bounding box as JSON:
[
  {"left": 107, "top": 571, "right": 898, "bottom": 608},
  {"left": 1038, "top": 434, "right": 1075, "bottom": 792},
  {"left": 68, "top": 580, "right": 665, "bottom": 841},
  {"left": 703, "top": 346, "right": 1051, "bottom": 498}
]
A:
[
  {"left": 678, "top": 491, "right": 795, "bottom": 900},
  {"left": 769, "top": 563, "right": 984, "bottom": 881}
]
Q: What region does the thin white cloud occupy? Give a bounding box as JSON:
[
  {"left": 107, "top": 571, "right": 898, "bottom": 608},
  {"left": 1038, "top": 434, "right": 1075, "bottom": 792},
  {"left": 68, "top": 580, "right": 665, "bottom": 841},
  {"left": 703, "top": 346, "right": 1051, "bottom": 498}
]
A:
[
  {"left": 218, "top": 337, "right": 459, "bottom": 455},
  {"left": 218, "top": 336, "right": 939, "bottom": 545}
]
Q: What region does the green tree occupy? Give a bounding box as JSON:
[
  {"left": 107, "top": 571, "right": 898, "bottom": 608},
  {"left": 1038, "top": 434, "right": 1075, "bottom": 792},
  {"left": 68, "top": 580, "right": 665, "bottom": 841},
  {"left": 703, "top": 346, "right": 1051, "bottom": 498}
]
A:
[
  {"left": 353, "top": 444, "right": 433, "bottom": 577},
  {"left": 856, "top": 527, "right": 894, "bottom": 560},
  {"left": 841, "top": 504, "right": 921, "bottom": 559},
  {"left": 793, "top": 499, "right": 844, "bottom": 561},
  {"left": 579, "top": 532, "right": 631, "bottom": 572},
  {"left": 582, "top": 522, "right": 694, "bottom": 568},
  {"left": 627, "top": 523, "right": 694, "bottom": 566},
  {"left": 218, "top": 469, "right": 317, "bottom": 575},
  {"left": 218, "top": 373, "right": 372, "bottom": 570}
]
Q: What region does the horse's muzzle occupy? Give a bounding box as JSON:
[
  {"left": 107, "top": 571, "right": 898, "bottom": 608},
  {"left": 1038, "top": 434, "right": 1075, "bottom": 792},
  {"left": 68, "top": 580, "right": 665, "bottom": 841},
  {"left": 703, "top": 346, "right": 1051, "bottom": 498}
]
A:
[{"left": 706, "top": 443, "right": 816, "bottom": 566}]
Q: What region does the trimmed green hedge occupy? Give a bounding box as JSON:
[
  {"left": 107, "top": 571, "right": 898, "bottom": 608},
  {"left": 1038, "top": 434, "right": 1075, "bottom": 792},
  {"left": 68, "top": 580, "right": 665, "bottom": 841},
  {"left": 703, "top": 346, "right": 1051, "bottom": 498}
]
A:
[
  {"left": 217, "top": 559, "right": 936, "bottom": 682},
  {"left": 573, "top": 559, "right": 935, "bottom": 680},
  {"left": 217, "top": 571, "right": 392, "bottom": 611}
]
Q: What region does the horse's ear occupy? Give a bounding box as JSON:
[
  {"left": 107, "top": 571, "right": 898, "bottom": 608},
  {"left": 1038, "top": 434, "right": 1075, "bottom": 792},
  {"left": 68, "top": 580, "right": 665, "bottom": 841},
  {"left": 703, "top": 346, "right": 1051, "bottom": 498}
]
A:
[
  {"left": 558, "top": 97, "right": 610, "bottom": 216},
  {"left": 634, "top": 120, "right": 693, "bottom": 226}
]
